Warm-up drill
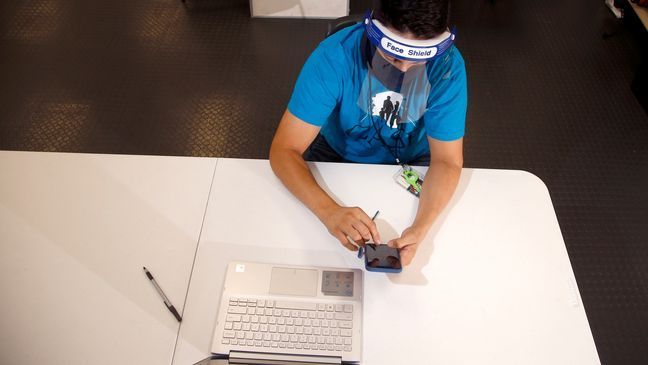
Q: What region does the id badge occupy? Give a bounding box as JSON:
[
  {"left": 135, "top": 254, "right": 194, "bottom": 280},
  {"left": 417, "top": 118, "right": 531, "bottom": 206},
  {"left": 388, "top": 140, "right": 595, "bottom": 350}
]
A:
[{"left": 394, "top": 165, "right": 424, "bottom": 198}]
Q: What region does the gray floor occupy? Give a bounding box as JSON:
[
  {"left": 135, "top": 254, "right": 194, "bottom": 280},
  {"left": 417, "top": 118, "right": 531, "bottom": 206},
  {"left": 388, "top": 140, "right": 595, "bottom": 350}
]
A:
[{"left": 1, "top": 0, "right": 647, "bottom": 363}]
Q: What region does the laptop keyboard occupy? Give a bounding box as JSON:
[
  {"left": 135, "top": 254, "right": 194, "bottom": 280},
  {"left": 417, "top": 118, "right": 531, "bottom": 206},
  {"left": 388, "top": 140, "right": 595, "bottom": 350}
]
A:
[{"left": 220, "top": 297, "right": 354, "bottom": 353}]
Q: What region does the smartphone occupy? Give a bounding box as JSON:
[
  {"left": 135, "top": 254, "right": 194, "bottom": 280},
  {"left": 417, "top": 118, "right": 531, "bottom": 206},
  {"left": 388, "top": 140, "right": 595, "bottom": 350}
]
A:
[{"left": 364, "top": 243, "right": 402, "bottom": 273}]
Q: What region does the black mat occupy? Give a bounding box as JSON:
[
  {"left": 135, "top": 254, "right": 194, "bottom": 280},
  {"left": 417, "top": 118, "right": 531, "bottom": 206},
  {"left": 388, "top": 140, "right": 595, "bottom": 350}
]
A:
[{"left": 1, "top": 0, "right": 647, "bottom": 363}]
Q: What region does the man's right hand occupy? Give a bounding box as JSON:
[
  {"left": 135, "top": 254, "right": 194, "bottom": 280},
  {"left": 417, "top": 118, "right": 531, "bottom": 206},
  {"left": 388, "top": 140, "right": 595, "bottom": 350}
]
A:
[
  {"left": 319, "top": 206, "right": 381, "bottom": 251},
  {"left": 269, "top": 110, "right": 381, "bottom": 253}
]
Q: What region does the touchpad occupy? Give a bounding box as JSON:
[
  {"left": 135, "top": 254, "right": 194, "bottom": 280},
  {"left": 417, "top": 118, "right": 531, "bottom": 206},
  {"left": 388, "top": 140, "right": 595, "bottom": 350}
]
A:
[{"left": 269, "top": 267, "right": 318, "bottom": 297}]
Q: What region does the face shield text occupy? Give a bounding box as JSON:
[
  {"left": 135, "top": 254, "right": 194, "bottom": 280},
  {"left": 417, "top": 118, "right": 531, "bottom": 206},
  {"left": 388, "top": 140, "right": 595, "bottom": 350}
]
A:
[{"left": 385, "top": 42, "right": 404, "bottom": 55}]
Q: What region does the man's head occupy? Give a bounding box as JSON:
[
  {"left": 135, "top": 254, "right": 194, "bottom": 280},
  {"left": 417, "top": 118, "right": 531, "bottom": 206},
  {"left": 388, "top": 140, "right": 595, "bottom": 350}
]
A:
[
  {"left": 365, "top": 0, "right": 453, "bottom": 72},
  {"left": 375, "top": 0, "right": 450, "bottom": 39}
]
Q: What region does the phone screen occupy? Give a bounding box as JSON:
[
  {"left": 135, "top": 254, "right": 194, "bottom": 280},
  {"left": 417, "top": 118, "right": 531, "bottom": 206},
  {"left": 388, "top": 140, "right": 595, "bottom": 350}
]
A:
[{"left": 364, "top": 244, "right": 402, "bottom": 271}]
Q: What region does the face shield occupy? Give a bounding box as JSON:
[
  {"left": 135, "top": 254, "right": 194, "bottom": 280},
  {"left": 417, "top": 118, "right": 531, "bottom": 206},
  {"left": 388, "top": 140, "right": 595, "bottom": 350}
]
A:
[
  {"left": 354, "top": 11, "right": 456, "bottom": 162},
  {"left": 364, "top": 11, "right": 455, "bottom": 63}
]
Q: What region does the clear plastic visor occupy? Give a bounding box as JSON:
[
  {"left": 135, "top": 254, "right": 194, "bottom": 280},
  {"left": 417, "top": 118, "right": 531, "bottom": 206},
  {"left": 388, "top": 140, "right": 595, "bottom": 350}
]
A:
[{"left": 356, "top": 35, "right": 432, "bottom": 131}]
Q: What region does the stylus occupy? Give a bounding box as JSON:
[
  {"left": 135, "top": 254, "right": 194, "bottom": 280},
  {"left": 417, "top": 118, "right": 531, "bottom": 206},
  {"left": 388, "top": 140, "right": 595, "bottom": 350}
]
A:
[
  {"left": 357, "top": 210, "right": 380, "bottom": 258},
  {"left": 143, "top": 267, "right": 182, "bottom": 322}
]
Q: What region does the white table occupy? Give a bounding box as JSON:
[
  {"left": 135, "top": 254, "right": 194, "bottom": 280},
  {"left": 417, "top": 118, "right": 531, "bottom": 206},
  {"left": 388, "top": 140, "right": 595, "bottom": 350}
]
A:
[
  {"left": 173, "top": 159, "right": 600, "bottom": 365},
  {"left": 0, "top": 151, "right": 216, "bottom": 365},
  {"left": 0, "top": 153, "right": 600, "bottom": 364}
]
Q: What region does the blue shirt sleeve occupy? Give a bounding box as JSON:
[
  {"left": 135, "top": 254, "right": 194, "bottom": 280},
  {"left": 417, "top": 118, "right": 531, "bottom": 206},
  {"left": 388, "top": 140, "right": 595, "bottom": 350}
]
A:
[
  {"left": 287, "top": 44, "right": 345, "bottom": 127},
  {"left": 423, "top": 47, "right": 468, "bottom": 141}
]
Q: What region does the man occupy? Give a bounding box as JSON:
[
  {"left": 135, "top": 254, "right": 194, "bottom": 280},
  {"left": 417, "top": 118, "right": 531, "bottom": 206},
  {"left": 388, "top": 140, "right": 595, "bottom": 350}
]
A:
[{"left": 269, "top": 0, "right": 467, "bottom": 266}]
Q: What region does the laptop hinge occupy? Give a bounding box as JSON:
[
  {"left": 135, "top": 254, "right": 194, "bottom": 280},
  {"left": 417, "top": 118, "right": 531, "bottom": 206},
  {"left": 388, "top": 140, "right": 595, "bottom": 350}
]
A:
[{"left": 229, "top": 351, "right": 342, "bottom": 365}]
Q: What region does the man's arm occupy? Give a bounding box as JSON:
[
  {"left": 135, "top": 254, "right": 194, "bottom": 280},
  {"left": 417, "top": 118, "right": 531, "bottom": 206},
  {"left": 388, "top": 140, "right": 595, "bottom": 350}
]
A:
[
  {"left": 388, "top": 136, "right": 463, "bottom": 265},
  {"left": 269, "top": 109, "right": 381, "bottom": 251}
]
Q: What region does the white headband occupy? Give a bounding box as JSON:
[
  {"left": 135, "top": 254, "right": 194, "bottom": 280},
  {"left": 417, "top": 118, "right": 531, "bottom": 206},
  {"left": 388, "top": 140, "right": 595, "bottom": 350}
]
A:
[{"left": 364, "top": 13, "right": 456, "bottom": 61}]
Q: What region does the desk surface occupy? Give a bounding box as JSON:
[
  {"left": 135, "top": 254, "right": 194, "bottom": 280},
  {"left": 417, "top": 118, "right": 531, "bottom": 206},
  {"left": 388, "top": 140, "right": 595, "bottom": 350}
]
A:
[
  {"left": 0, "top": 153, "right": 600, "bottom": 364},
  {"left": 173, "top": 159, "right": 600, "bottom": 365},
  {"left": 0, "top": 151, "right": 216, "bottom": 365}
]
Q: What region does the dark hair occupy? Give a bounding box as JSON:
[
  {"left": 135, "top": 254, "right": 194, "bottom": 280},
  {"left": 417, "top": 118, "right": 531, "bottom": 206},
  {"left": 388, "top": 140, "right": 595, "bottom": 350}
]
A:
[{"left": 375, "top": 0, "right": 450, "bottom": 38}]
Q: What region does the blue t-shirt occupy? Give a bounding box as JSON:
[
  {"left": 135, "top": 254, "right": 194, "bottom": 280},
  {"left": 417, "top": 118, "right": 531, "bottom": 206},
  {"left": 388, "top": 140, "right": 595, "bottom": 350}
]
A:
[{"left": 288, "top": 24, "right": 467, "bottom": 164}]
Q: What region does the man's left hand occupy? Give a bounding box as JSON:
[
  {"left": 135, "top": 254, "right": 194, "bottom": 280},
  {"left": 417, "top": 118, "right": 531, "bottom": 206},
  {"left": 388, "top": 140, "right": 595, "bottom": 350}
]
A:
[{"left": 387, "top": 226, "right": 426, "bottom": 266}]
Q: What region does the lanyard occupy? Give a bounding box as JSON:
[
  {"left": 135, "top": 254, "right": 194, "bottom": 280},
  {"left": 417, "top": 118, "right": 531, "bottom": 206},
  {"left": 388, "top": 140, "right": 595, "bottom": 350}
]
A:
[{"left": 365, "top": 65, "right": 409, "bottom": 166}]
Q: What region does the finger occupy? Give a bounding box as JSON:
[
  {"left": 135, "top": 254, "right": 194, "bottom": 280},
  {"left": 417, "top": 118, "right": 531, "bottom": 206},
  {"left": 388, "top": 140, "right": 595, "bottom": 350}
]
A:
[
  {"left": 341, "top": 225, "right": 364, "bottom": 246},
  {"left": 400, "top": 245, "right": 418, "bottom": 266},
  {"left": 389, "top": 232, "right": 418, "bottom": 249},
  {"left": 345, "top": 240, "right": 360, "bottom": 251},
  {"left": 400, "top": 251, "right": 413, "bottom": 266},
  {"left": 356, "top": 212, "right": 381, "bottom": 244},
  {"left": 350, "top": 221, "right": 372, "bottom": 243},
  {"left": 334, "top": 232, "right": 358, "bottom": 251},
  {"left": 340, "top": 225, "right": 364, "bottom": 249},
  {"left": 388, "top": 238, "right": 406, "bottom": 249},
  {"left": 346, "top": 234, "right": 364, "bottom": 248}
]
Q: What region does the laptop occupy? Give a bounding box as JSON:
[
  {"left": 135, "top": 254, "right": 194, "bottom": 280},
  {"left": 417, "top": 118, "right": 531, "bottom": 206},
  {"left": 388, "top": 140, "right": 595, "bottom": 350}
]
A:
[{"left": 210, "top": 261, "right": 363, "bottom": 364}]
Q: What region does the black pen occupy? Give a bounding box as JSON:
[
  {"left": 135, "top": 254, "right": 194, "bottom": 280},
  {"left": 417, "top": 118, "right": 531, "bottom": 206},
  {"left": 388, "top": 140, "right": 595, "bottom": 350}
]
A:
[{"left": 143, "top": 267, "right": 182, "bottom": 322}]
